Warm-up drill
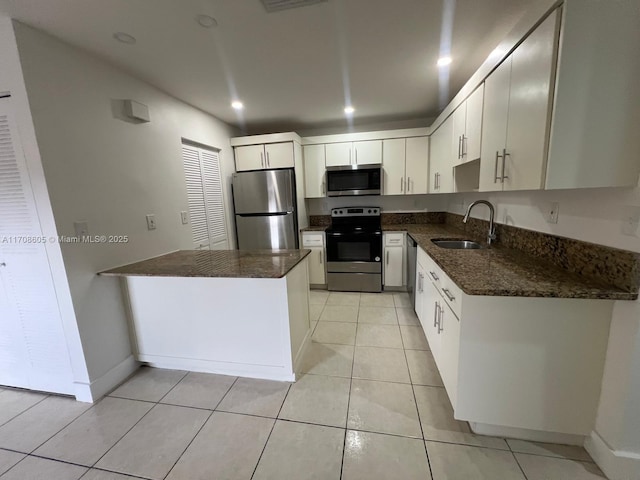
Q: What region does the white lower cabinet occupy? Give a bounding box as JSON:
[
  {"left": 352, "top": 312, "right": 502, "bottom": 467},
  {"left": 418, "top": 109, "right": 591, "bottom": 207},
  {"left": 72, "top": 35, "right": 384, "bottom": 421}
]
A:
[
  {"left": 383, "top": 232, "right": 405, "bottom": 288},
  {"left": 302, "top": 232, "right": 326, "bottom": 286},
  {"left": 415, "top": 246, "right": 613, "bottom": 437}
]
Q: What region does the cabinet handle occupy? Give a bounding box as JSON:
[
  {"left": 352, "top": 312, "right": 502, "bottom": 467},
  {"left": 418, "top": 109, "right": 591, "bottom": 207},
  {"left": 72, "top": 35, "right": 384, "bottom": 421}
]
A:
[
  {"left": 501, "top": 149, "right": 509, "bottom": 182},
  {"left": 321, "top": 181, "right": 326, "bottom": 195},
  {"left": 429, "top": 271, "right": 439, "bottom": 281},
  {"left": 355, "top": 148, "right": 358, "bottom": 164},
  {"left": 349, "top": 148, "right": 352, "bottom": 165},
  {"left": 494, "top": 150, "right": 502, "bottom": 183},
  {"left": 261, "top": 152, "right": 265, "bottom": 168},
  {"left": 442, "top": 288, "right": 455, "bottom": 302},
  {"left": 433, "top": 174, "right": 437, "bottom": 190},
  {"left": 407, "top": 177, "right": 411, "bottom": 193},
  {"left": 458, "top": 135, "right": 462, "bottom": 159},
  {"left": 462, "top": 135, "right": 467, "bottom": 157},
  {"left": 434, "top": 301, "right": 439, "bottom": 327},
  {"left": 400, "top": 177, "right": 404, "bottom": 193},
  {"left": 386, "top": 250, "right": 389, "bottom": 265},
  {"left": 266, "top": 151, "right": 270, "bottom": 168},
  {"left": 438, "top": 305, "right": 444, "bottom": 334},
  {"left": 437, "top": 173, "right": 440, "bottom": 190},
  {"left": 320, "top": 251, "right": 323, "bottom": 264},
  {"left": 418, "top": 272, "right": 424, "bottom": 293}
]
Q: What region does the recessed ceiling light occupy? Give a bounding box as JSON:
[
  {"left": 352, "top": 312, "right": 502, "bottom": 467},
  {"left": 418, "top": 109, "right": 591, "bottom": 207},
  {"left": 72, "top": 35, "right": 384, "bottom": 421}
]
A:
[
  {"left": 196, "top": 14, "right": 218, "bottom": 28},
  {"left": 231, "top": 101, "right": 244, "bottom": 110},
  {"left": 437, "top": 57, "right": 452, "bottom": 67},
  {"left": 344, "top": 106, "right": 355, "bottom": 115},
  {"left": 113, "top": 32, "right": 136, "bottom": 45}
]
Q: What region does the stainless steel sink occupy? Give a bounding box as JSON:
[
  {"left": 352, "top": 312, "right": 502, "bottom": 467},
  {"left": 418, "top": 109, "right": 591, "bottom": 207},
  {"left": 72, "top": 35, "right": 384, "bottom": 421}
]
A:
[{"left": 431, "top": 239, "right": 483, "bottom": 249}]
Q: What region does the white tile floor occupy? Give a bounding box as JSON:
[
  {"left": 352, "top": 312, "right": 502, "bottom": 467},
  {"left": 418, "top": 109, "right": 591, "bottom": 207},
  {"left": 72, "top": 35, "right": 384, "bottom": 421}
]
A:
[{"left": 0, "top": 291, "right": 607, "bottom": 479}]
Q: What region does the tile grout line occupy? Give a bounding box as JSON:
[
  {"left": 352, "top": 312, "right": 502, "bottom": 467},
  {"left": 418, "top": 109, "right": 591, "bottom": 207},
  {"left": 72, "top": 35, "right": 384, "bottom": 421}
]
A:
[
  {"left": 248, "top": 383, "right": 293, "bottom": 480},
  {"left": 339, "top": 304, "right": 358, "bottom": 480},
  {"left": 155, "top": 370, "right": 190, "bottom": 404},
  {"left": 161, "top": 409, "right": 214, "bottom": 480},
  {"left": 0, "top": 393, "right": 50, "bottom": 429},
  {"left": 397, "top": 305, "right": 436, "bottom": 480}
]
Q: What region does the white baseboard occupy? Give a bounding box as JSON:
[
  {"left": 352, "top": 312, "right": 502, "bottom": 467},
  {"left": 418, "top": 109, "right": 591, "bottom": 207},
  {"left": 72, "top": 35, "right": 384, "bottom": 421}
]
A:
[
  {"left": 469, "top": 422, "right": 585, "bottom": 446},
  {"left": 140, "top": 354, "right": 295, "bottom": 382},
  {"left": 73, "top": 355, "right": 139, "bottom": 403},
  {"left": 585, "top": 430, "right": 640, "bottom": 480}
]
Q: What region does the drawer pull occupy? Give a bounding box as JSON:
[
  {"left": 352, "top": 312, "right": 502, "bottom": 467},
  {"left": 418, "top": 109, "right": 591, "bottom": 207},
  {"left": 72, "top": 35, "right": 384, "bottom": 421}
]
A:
[
  {"left": 434, "top": 301, "right": 439, "bottom": 327},
  {"left": 437, "top": 306, "right": 444, "bottom": 334},
  {"left": 442, "top": 288, "right": 455, "bottom": 302},
  {"left": 429, "top": 271, "right": 439, "bottom": 281}
]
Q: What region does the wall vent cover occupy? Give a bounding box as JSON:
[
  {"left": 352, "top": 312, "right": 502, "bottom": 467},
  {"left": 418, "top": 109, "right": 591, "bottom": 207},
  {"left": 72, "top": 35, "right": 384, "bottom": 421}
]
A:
[{"left": 261, "top": 0, "right": 327, "bottom": 13}]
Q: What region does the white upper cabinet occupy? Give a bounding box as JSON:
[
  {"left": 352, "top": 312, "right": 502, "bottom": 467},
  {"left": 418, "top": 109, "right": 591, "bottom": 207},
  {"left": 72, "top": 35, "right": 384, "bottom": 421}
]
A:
[
  {"left": 479, "top": 9, "right": 559, "bottom": 192},
  {"left": 452, "top": 103, "right": 466, "bottom": 165},
  {"left": 303, "top": 144, "right": 326, "bottom": 198},
  {"left": 325, "top": 140, "right": 382, "bottom": 166},
  {"left": 464, "top": 85, "right": 484, "bottom": 162},
  {"left": 382, "top": 139, "right": 406, "bottom": 195},
  {"left": 429, "top": 117, "right": 454, "bottom": 193},
  {"left": 235, "top": 142, "right": 294, "bottom": 171},
  {"left": 405, "top": 136, "right": 429, "bottom": 194}
]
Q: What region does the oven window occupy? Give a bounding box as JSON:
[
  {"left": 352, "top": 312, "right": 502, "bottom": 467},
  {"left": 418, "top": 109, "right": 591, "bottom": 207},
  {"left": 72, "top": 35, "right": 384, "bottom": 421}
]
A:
[{"left": 337, "top": 241, "right": 371, "bottom": 262}]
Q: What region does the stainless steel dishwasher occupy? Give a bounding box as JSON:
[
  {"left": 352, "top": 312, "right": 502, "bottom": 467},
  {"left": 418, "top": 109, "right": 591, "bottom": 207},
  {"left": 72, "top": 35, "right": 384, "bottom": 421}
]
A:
[{"left": 407, "top": 235, "right": 417, "bottom": 311}]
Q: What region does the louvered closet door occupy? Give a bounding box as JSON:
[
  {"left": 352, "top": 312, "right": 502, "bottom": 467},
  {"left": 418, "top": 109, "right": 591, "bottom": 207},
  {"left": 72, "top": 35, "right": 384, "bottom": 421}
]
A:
[
  {"left": 0, "top": 99, "right": 74, "bottom": 393},
  {"left": 182, "top": 144, "right": 228, "bottom": 250}
]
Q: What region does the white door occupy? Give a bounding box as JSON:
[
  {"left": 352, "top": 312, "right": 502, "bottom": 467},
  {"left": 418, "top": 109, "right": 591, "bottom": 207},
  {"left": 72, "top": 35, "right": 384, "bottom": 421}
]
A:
[
  {"left": 265, "top": 142, "right": 294, "bottom": 169},
  {"left": 0, "top": 100, "right": 74, "bottom": 393},
  {"left": 325, "top": 142, "right": 352, "bottom": 167},
  {"left": 353, "top": 140, "right": 382, "bottom": 165},
  {"left": 405, "top": 136, "right": 429, "bottom": 194},
  {"left": 382, "top": 139, "right": 405, "bottom": 195},
  {"left": 303, "top": 144, "right": 326, "bottom": 198},
  {"left": 235, "top": 144, "right": 265, "bottom": 171},
  {"left": 384, "top": 246, "right": 404, "bottom": 287},
  {"left": 308, "top": 247, "right": 326, "bottom": 285},
  {"left": 504, "top": 10, "right": 559, "bottom": 191},
  {"left": 452, "top": 103, "right": 467, "bottom": 165},
  {"left": 182, "top": 144, "right": 228, "bottom": 250},
  {"left": 464, "top": 85, "right": 484, "bottom": 162},
  {"left": 479, "top": 58, "right": 511, "bottom": 192}
]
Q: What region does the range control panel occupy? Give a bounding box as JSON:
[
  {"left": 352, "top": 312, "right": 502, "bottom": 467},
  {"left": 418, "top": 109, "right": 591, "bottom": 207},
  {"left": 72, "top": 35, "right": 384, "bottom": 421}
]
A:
[{"left": 331, "top": 207, "right": 380, "bottom": 217}]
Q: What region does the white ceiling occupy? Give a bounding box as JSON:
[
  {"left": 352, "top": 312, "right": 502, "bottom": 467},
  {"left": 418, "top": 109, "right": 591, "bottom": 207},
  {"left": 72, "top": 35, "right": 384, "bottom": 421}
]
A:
[{"left": 0, "top": 0, "right": 542, "bottom": 134}]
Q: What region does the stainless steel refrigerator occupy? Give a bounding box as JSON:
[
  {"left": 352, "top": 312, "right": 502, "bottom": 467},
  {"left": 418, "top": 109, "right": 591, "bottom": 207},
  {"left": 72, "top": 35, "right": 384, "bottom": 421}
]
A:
[{"left": 232, "top": 169, "right": 299, "bottom": 250}]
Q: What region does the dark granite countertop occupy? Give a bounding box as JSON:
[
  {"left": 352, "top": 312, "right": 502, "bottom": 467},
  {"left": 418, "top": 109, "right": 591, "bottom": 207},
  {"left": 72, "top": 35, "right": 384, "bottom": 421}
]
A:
[
  {"left": 301, "top": 226, "right": 328, "bottom": 232},
  {"left": 400, "top": 224, "right": 634, "bottom": 300},
  {"left": 99, "top": 249, "right": 311, "bottom": 279}
]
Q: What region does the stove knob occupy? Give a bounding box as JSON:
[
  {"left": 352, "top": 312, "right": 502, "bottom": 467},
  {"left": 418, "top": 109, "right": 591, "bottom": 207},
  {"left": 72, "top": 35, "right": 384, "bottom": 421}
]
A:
[
  {"left": 375, "top": 256, "right": 381, "bottom": 262},
  {"left": 368, "top": 209, "right": 371, "bottom": 213}
]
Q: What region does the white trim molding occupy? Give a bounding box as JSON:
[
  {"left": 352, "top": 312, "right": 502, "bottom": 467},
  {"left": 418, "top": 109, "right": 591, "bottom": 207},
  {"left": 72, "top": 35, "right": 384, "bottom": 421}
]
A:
[{"left": 585, "top": 430, "right": 640, "bottom": 480}]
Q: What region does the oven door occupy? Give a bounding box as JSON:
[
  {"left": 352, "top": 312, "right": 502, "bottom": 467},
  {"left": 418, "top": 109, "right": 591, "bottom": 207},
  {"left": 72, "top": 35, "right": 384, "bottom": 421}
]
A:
[{"left": 326, "top": 231, "right": 382, "bottom": 273}]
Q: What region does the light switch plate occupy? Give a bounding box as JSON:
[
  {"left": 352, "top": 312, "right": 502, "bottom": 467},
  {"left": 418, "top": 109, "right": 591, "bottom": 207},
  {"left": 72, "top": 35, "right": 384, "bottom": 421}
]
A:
[
  {"left": 146, "top": 214, "right": 156, "bottom": 230},
  {"left": 74, "top": 221, "right": 89, "bottom": 237},
  {"left": 180, "top": 211, "right": 189, "bottom": 225}
]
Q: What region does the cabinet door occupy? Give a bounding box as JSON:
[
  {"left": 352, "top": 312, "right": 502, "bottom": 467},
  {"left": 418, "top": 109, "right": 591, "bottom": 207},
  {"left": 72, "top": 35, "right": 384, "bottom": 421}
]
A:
[
  {"left": 354, "top": 140, "right": 382, "bottom": 165},
  {"left": 479, "top": 58, "right": 511, "bottom": 192},
  {"left": 308, "top": 247, "right": 326, "bottom": 285},
  {"left": 415, "top": 264, "right": 426, "bottom": 326},
  {"left": 235, "top": 144, "right": 265, "bottom": 171},
  {"left": 465, "top": 84, "right": 484, "bottom": 162},
  {"left": 325, "top": 142, "right": 352, "bottom": 167},
  {"left": 405, "top": 136, "right": 429, "bottom": 194},
  {"left": 265, "top": 142, "right": 294, "bottom": 169},
  {"left": 430, "top": 116, "right": 454, "bottom": 194},
  {"left": 452, "top": 103, "right": 467, "bottom": 165},
  {"left": 382, "top": 139, "right": 406, "bottom": 195},
  {"left": 504, "top": 10, "right": 559, "bottom": 191},
  {"left": 303, "top": 145, "right": 326, "bottom": 198},
  {"left": 384, "top": 246, "right": 404, "bottom": 287},
  {"left": 438, "top": 300, "right": 461, "bottom": 407},
  {"left": 422, "top": 279, "right": 442, "bottom": 356}
]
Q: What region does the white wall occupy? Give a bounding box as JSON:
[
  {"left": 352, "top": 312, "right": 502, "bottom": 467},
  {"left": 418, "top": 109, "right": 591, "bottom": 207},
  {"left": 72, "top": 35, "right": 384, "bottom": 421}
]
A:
[
  {"left": 0, "top": 17, "right": 90, "bottom": 398},
  {"left": 13, "top": 22, "right": 239, "bottom": 390}
]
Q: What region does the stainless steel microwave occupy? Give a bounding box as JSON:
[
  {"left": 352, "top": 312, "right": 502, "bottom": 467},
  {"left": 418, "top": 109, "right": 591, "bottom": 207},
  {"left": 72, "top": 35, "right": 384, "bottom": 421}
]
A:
[{"left": 326, "top": 164, "right": 382, "bottom": 196}]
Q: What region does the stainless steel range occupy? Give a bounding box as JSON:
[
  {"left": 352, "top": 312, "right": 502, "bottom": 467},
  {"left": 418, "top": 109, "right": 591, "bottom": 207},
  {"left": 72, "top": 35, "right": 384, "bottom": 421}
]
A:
[{"left": 325, "top": 207, "right": 382, "bottom": 293}]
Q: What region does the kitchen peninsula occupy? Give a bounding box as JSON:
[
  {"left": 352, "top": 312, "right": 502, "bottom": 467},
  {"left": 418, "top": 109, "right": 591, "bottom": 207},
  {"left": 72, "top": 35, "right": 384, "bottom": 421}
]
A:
[{"left": 100, "top": 249, "right": 311, "bottom": 382}]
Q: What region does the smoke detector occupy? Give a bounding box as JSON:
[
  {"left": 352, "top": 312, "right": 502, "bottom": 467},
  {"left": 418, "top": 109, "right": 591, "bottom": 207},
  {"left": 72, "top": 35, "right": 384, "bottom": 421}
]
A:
[{"left": 261, "top": 0, "right": 328, "bottom": 13}]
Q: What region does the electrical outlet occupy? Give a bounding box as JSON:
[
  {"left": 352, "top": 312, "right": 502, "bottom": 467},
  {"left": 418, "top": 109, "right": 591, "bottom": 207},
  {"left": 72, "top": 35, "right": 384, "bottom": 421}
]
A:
[
  {"left": 180, "top": 211, "right": 189, "bottom": 225},
  {"left": 74, "top": 221, "right": 89, "bottom": 237},
  {"left": 146, "top": 214, "right": 157, "bottom": 230},
  {"left": 622, "top": 207, "right": 640, "bottom": 236},
  {"left": 546, "top": 202, "right": 559, "bottom": 224}
]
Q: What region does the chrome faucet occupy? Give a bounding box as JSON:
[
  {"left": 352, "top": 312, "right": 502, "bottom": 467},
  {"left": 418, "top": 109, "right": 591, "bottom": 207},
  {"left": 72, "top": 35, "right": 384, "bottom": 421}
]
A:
[{"left": 463, "top": 200, "right": 496, "bottom": 245}]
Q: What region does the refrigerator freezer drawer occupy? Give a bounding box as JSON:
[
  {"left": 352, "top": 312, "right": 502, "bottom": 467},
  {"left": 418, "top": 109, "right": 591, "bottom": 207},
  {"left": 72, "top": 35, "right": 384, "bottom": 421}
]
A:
[{"left": 236, "top": 212, "right": 298, "bottom": 250}]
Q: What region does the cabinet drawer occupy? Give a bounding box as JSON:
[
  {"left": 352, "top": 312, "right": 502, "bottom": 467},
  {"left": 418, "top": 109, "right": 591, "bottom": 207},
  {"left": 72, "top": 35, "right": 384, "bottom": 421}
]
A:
[
  {"left": 302, "top": 233, "right": 324, "bottom": 247},
  {"left": 384, "top": 232, "right": 405, "bottom": 246}
]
